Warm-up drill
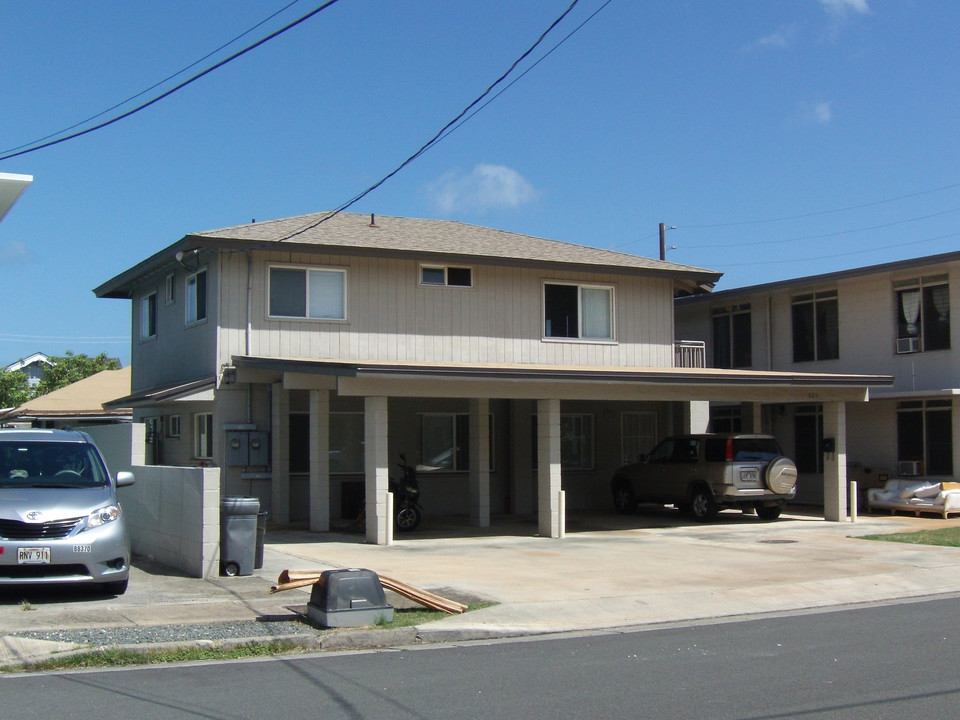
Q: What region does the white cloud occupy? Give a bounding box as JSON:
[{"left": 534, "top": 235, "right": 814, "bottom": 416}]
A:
[
  {"left": 427, "top": 164, "right": 540, "bottom": 214},
  {"left": 813, "top": 101, "right": 833, "bottom": 124},
  {"left": 751, "top": 23, "right": 802, "bottom": 50},
  {"left": 819, "top": 0, "right": 870, "bottom": 16},
  {"left": 0, "top": 241, "right": 31, "bottom": 266}
]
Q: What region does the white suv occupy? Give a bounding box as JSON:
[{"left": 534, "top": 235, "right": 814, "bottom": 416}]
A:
[{"left": 611, "top": 434, "right": 797, "bottom": 522}]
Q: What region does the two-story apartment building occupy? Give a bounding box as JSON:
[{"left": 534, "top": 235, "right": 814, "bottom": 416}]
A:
[
  {"left": 95, "top": 212, "right": 888, "bottom": 543},
  {"left": 675, "top": 251, "right": 959, "bottom": 505}
]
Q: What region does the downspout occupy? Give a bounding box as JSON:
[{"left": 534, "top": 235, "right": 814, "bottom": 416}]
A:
[{"left": 246, "top": 252, "right": 253, "bottom": 424}]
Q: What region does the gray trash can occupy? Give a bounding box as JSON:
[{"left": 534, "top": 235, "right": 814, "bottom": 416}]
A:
[
  {"left": 220, "top": 497, "right": 260, "bottom": 576},
  {"left": 254, "top": 511, "right": 268, "bottom": 570}
]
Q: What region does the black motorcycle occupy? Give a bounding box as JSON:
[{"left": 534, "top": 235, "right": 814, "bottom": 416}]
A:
[{"left": 390, "top": 453, "right": 423, "bottom": 531}]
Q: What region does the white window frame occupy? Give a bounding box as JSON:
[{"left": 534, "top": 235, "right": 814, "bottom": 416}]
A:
[
  {"left": 543, "top": 281, "right": 615, "bottom": 341},
  {"left": 140, "top": 291, "right": 157, "bottom": 341},
  {"left": 621, "top": 411, "right": 657, "bottom": 465},
  {"left": 185, "top": 267, "right": 207, "bottom": 326},
  {"left": 168, "top": 414, "right": 182, "bottom": 438},
  {"left": 268, "top": 265, "right": 347, "bottom": 321},
  {"left": 165, "top": 273, "right": 176, "bottom": 305},
  {"left": 330, "top": 412, "right": 364, "bottom": 474},
  {"left": 195, "top": 412, "right": 214, "bottom": 459},
  {"left": 420, "top": 264, "right": 473, "bottom": 288},
  {"left": 420, "top": 412, "right": 494, "bottom": 473}
]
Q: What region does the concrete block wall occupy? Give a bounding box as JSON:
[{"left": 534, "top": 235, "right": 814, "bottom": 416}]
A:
[
  {"left": 119, "top": 465, "right": 221, "bottom": 578},
  {"left": 83, "top": 423, "right": 222, "bottom": 579}
]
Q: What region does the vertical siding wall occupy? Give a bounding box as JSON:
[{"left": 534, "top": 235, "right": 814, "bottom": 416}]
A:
[{"left": 218, "top": 251, "right": 677, "bottom": 368}]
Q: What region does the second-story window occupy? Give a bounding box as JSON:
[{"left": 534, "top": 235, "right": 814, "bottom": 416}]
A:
[
  {"left": 792, "top": 290, "right": 838, "bottom": 362},
  {"left": 269, "top": 266, "right": 346, "bottom": 320},
  {"left": 421, "top": 265, "right": 472, "bottom": 287},
  {"left": 894, "top": 276, "right": 950, "bottom": 354},
  {"left": 140, "top": 291, "right": 157, "bottom": 340},
  {"left": 712, "top": 304, "right": 752, "bottom": 368},
  {"left": 185, "top": 268, "right": 207, "bottom": 325},
  {"left": 543, "top": 282, "right": 613, "bottom": 340}
]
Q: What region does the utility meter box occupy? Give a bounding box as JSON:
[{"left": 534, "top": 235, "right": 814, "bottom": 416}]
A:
[
  {"left": 226, "top": 430, "right": 269, "bottom": 467},
  {"left": 307, "top": 569, "right": 394, "bottom": 628}
]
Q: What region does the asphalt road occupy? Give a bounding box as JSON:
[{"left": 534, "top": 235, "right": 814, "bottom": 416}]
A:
[{"left": 3, "top": 596, "right": 959, "bottom": 720}]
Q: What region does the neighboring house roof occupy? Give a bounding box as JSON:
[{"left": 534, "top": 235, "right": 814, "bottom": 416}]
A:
[
  {"left": 0, "top": 366, "right": 132, "bottom": 424},
  {"left": 95, "top": 212, "right": 723, "bottom": 299},
  {"left": 676, "top": 249, "right": 960, "bottom": 305},
  {"left": 0, "top": 172, "right": 32, "bottom": 224},
  {"left": 4, "top": 352, "right": 52, "bottom": 373}
]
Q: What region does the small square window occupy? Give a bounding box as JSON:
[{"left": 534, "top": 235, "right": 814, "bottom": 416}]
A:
[{"left": 168, "top": 415, "right": 182, "bottom": 438}]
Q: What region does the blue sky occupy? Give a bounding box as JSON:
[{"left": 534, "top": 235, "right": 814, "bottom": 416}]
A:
[{"left": 1, "top": 0, "right": 958, "bottom": 368}]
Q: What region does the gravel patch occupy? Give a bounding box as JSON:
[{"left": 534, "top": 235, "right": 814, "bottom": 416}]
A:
[{"left": 13, "top": 619, "right": 318, "bottom": 647}]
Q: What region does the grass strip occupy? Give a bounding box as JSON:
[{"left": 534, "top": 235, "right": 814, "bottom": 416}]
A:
[{"left": 856, "top": 525, "right": 960, "bottom": 547}]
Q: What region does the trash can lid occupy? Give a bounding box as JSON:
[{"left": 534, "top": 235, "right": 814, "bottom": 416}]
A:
[{"left": 220, "top": 496, "right": 260, "bottom": 515}]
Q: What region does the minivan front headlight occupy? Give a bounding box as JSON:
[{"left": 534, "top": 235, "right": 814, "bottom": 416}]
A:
[{"left": 85, "top": 504, "right": 121, "bottom": 530}]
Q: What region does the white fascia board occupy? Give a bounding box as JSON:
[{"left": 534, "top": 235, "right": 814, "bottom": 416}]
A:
[{"left": 0, "top": 172, "right": 33, "bottom": 224}]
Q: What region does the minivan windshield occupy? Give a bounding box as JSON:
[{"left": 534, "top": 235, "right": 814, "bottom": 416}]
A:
[{"left": 0, "top": 441, "right": 109, "bottom": 489}]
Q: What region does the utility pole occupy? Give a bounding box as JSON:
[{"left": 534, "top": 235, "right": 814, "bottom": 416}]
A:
[{"left": 659, "top": 222, "right": 666, "bottom": 261}]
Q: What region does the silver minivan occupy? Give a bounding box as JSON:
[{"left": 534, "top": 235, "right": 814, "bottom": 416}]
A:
[{"left": 0, "top": 428, "right": 135, "bottom": 594}]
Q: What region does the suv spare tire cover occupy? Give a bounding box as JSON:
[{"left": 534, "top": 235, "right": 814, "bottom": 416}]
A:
[{"left": 765, "top": 456, "right": 798, "bottom": 494}]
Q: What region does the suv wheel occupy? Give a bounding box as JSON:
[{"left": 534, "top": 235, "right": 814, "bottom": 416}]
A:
[
  {"left": 756, "top": 503, "right": 783, "bottom": 521},
  {"left": 612, "top": 479, "right": 637, "bottom": 515},
  {"left": 690, "top": 488, "right": 718, "bottom": 522}
]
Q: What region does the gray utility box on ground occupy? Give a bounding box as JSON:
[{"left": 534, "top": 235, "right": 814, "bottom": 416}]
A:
[
  {"left": 307, "top": 569, "right": 394, "bottom": 628},
  {"left": 220, "top": 496, "right": 260, "bottom": 576}
]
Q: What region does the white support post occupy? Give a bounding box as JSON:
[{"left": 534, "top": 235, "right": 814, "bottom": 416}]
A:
[
  {"left": 364, "top": 396, "right": 390, "bottom": 545},
  {"left": 270, "top": 382, "right": 290, "bottom": 525},
  {"left": 308, "top": 390, "right": 330, "bottom": 532},
  {"left": 469, "top": 398, "right": 491, "bottom": 528},
  {"left": 822, "top": 401, "right": 848, "bottom": 522},
  {"left": 537, "top": 399, "right": 563, "bottom": 538}
]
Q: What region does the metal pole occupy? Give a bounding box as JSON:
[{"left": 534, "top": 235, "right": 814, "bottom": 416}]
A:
[{"left": 659, "top": 222, "right": 666, "bottom": 261}]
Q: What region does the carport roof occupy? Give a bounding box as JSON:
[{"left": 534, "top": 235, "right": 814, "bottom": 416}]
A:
[{"left": 230, "top": 356, "right": 892, "bottom": 403}]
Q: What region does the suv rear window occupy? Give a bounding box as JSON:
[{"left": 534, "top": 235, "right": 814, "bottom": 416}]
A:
[
  {"left": 704, "top": 437, "right": 782, "bottom": 463},
  {"left": 0, "top": 441, "right": 109, "bottom": 488}
]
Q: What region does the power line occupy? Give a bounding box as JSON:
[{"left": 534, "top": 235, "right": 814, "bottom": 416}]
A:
[
  {"left": 0, "top": 1, "right": 303, "bottom": 157},
  {"left": 275, "top": 0, "right": 587, "bottom": 242},
  {"left": 0, "top": 0, "right": 342, "bottom": 163},
  {"left": 676, "top": 180, "right": 960, "bottom": 230}
]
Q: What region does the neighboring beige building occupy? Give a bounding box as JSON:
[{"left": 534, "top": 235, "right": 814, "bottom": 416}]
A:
[
  {"left": 675, "top": 251, "right": 959, "bottom": 504},
  {"left": 0, "top": 366, "right": 132, "bottom": 428},
  {"left": 96, "top": 212, "right": 888, "bottom": 543}
]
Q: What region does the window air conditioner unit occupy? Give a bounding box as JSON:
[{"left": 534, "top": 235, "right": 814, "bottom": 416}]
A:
[
  {"left": 896, "top": 337, "right": 920, "bottom": 354},
  {"left": 898, "top": 460, "right": 922, "bottom": 477}
]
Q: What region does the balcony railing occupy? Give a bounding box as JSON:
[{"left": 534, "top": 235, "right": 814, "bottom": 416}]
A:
[{"left": 674, "top": 340, "right": 706, "bottom": 368}]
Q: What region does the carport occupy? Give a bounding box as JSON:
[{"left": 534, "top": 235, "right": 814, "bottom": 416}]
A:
[{"left": 232, "top": 357, "right": 892, "bottom": 545}]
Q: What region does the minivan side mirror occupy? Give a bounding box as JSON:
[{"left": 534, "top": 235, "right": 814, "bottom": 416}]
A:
[{"left": 116, "top": 471, "right": 136, "bottom": 487}]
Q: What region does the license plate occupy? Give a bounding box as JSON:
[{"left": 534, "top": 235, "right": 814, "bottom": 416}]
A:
[
  {"left": 739, "top": 468, "right": 760, "bottom": 484},
  {"left": 17, "top": 547, "right": 51, "bottom": 565}
]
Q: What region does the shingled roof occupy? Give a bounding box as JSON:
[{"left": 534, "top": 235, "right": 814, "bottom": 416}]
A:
[{"left": 97, "top": 212, "right": 721, "bottom": 298}]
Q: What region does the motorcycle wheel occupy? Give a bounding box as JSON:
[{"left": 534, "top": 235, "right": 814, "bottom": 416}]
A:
[{"left": 395, "top": 504, "right": 422, "bottom": 532}]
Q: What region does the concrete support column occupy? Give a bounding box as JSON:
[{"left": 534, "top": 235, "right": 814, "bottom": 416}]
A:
[
  {"left": 270, "top": 382, "right": 290, "bottom": 525},
  {"left": 822, "top": 401, "right": 848, "bottom": 522},
  {"left": 537, "top": 398, "right": 562, "bottom": 538},
  {"left": 308, "top": 389, "right": 330, "bottom": 532},
  {"left": 750, "top": 403, "right": 764, "bottom": 434},
  {"left": 469, "top": 398, "right": 491, "bottom": 527},
  {"left": 683, "top": 400, "right": 710, "bottom": 434},
  {"left": 364, "top": 396, "right": 390, "bottom": 545}
]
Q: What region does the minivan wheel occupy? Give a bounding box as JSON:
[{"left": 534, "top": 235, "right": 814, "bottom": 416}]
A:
[
  {"left": 690, "top": 488, "right": 718, "bottom": 522},
  {"left": 612, "top": 480, "right": 637, "bottom": 515}
]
